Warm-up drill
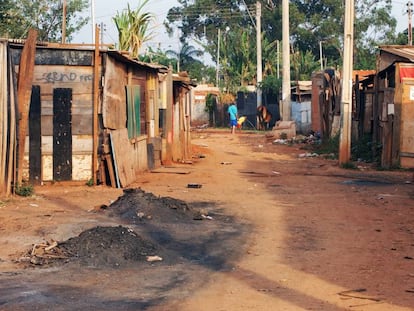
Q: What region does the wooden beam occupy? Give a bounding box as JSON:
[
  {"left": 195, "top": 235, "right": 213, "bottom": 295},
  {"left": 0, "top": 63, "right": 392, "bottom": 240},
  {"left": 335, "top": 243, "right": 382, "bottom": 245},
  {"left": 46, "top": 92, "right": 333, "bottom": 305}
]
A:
[
  {"left": 92, "top": 25, "right": 100, "bottom": 184},
  {"left": 16, "top": 29, "right": 37, "bottom": 185}
]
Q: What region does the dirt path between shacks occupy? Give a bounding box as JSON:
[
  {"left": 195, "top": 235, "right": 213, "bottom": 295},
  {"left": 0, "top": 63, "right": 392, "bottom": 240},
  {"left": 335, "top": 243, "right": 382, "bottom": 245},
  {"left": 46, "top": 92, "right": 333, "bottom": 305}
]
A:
[{"left": 0, "top": 130, "right": 414, "bottom": 311}]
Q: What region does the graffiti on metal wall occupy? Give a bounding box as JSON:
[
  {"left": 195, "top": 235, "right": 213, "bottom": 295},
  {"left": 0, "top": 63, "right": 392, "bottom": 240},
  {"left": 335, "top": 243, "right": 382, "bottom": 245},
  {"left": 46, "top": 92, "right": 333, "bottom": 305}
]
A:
[{"left": 37, "top": 72, "right": 93, "bottom": 84}]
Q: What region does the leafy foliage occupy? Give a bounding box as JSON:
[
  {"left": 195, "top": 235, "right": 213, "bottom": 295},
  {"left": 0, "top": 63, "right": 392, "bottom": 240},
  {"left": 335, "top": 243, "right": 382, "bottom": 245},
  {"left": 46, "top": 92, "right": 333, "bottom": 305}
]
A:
[
  {"left": 15, "top": 183, "right": 34, "bottom": 197},
  {"left": 113, "top": 1, "right": 154, "bottom": 57},
  {"left": 166, "top": 0, "right": 400, "bottom": 84},
  {"left": 166, "top": 42, "right": 203, "bottom": 72},
  {"left": 351, "top": 134, "right": 382, "bottom": 164},
  {"left": 205, "top": 93, "right": 217, "bottom": 113},
  {"left": 0, "top": 0, "right": 89, "bottom": 42},
  {"left": 259, "top": 74, "right": 281, "bottom": 94}
]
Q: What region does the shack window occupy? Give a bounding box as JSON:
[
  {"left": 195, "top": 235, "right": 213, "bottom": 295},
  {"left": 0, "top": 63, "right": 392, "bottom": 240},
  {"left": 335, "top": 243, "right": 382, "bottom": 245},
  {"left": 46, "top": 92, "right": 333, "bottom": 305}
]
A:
[{"left": 126, "top": 85, "right": 141, "bottom": 139}]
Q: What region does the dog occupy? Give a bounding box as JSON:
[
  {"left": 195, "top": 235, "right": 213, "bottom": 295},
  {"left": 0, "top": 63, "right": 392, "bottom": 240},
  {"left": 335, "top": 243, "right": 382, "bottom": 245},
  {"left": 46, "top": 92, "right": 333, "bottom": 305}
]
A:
[{"left": 257, "top": 105, "right": 272, "bottom": 130}]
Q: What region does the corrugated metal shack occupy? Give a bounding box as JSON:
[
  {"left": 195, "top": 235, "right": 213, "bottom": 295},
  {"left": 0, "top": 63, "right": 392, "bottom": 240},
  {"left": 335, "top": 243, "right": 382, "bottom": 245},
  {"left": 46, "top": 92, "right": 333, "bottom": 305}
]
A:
[
  {"left": 0, "top": 36, "right": 194, "bottom": 195},
  {"left": 372, "top": 45, "right": 414, "bottom": 168}
]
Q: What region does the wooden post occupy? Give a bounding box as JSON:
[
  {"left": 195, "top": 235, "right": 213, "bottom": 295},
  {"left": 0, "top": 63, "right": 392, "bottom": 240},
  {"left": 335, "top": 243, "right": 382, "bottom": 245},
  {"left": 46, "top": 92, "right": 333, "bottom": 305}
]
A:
[
  {"left": 339, "top": 0, "right": 354, "bottom": 164},
  {"left": 92, "top": 25, "right": 100, "bottom": 184},
  {"left": 16, "top": 29, "right": 37, "bottom": 185},
  {"left": 165, "top": 66, "right": 173, "bottom": 164}
]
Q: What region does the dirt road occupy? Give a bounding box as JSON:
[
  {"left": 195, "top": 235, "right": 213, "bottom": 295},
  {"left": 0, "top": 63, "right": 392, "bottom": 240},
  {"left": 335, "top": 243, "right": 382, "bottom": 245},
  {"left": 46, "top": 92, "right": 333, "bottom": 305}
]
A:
[{"left": 0, "top": 131, "right": 413, "bottom": 310}]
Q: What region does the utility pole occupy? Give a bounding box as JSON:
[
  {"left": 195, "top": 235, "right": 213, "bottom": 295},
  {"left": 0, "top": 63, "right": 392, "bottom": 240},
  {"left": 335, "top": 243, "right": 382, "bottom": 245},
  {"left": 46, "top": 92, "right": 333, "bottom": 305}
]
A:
[
  {"left": 277, "top": 40, "right": 280, "bottom": 79},
  {"left": 61, "top": 0, "right": 66, "bottom": 44},
  {"left": 99, "top": 22, "right": 106, "bottom": 46},
  {"left": 281, "top": 0, "right": 291, "bottom": 120},
  {"left": 91, "top": 0, "right": 96, "bottom": 43},
  {"left": 408, "top": 1, "right": 413, "bottom": 45},
  {"left": 339, "top": 0, "right": 354, "bottom": 164},
  {"left": 256, "top": 1, "right": 263, "bottom": 108},
  {"left": 319, "top": 41, "right": 323, "bottom": 71},
  {"left": 216, "top": 28, "right": 220, "bottom": 87},
  {"left": 241, "top": 0, "right": 263, "bottom": 107}
]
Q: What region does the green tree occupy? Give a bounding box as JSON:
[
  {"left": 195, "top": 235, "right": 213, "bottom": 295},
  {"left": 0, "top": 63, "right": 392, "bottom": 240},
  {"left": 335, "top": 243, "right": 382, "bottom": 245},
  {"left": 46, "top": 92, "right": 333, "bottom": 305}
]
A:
[
  {"left": 166, "top": 42, "right": 203, "bottom": 72},
  {"left": 139, "top": 46, "right": 175, "bottom": 66},
  {"left": 113, "top": 1, "right": 154, "bottom": 57},
  {"left": 0, "top": 0, "right": 89, "bottom": 42},
  {"left": 166, "top": 0, "right": 400, "bottom": 76},
  {"left": 291, "top": 49, "right": 319, "bottom": 81},
  {"left": 291, "top": 0, "right": 398, "bottom": 69}
]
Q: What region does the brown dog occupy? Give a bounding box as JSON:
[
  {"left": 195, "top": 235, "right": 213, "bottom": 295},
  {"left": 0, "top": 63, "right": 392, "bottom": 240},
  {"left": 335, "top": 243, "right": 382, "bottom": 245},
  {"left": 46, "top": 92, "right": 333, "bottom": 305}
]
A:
[{"left": 257, "top": 105, "right": 272, "bottom": 130}]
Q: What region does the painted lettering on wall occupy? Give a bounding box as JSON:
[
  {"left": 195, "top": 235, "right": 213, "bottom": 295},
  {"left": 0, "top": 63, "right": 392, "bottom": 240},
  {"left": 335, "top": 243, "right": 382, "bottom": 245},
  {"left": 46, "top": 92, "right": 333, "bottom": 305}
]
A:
[{"left": 37, "top": 72, "right": 93, "bottom": 84}]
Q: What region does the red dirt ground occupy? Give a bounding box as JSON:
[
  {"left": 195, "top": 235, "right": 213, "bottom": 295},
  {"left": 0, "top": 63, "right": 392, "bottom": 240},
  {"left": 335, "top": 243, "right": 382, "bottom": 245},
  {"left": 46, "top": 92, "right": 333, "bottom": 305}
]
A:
[{"left": 0, "top": 130, "right": 413, "bottom": 310}]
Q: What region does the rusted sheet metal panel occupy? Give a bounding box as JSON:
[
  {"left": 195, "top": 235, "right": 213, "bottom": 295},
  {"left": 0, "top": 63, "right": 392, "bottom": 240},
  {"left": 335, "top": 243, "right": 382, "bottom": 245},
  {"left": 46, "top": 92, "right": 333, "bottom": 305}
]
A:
[
  {"left": 11, "top": 46, "right": 93, "bottom": 66},
  {"left": 110, "top": 129, "right": 148, "bottom": 187},
  {"left": 102, "top": 56, "right": 128, "bottom": 130}
]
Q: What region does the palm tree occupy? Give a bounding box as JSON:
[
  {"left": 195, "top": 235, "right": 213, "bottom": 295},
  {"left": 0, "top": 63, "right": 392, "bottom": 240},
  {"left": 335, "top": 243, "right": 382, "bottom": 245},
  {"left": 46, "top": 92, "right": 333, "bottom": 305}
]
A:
[
  {"left": 113, "top": 1, "right": 154, "bottom": 58},
  {"left": 166, "top": 42, "right": 203, "bottom": 72}
]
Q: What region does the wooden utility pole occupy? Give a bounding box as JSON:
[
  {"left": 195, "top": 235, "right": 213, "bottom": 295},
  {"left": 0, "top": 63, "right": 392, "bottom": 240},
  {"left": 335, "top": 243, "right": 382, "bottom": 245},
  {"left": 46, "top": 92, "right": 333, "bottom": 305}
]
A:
[
  {"left": 281, "top": 0, "right": 291, "bottom": 120},
  {"left": 256, "top": 1, "right": 263, "bottom": 108},
  {"left": 16, "top": 29, "right": 37, "bottom": 185},
  {"left": 339, "top": 0, "right": 354, "bottom": 164},
  {"left": 216, "top": 28, "right": 220, "bottom": 87},
  {"left": 408, "top": 1, "right": 413, "bottom": 45}
]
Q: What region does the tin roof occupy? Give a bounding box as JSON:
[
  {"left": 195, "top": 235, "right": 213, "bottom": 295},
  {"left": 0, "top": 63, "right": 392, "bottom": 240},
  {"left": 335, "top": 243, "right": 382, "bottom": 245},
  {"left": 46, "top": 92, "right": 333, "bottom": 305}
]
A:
[
  {"left": 379, "top": 45, "right": 414, "bottom": 72},
  {"left": 380, "top": 45, "right": 414, "bottom": 61}
]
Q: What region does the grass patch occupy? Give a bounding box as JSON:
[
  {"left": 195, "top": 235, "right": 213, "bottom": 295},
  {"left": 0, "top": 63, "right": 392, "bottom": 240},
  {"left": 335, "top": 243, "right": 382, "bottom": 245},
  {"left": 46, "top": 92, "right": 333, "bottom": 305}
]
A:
[
  {"left": 341, "top": 161, "right": 357, "bottom": 169},
  {"left": 307, "top": 133, "right": 339, "bottom": 158},
  {"left": 351, "top": 134, "right": 382, "bottom": 164},
  {"left": 15, "top": 183, "right": 34, "bottom": 197}
]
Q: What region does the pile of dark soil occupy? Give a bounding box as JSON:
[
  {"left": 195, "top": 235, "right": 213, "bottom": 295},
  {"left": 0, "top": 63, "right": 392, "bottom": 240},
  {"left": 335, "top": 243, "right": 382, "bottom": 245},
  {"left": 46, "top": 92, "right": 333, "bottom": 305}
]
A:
[
  {"left": 22, "top": 187, "right": 246, "bottom": 271},
  {"left": 60, "top": 226, "right": 158, "bottom": 267},
  {"left": 106, "top": 187, "right": 196, "bottom": 223}
]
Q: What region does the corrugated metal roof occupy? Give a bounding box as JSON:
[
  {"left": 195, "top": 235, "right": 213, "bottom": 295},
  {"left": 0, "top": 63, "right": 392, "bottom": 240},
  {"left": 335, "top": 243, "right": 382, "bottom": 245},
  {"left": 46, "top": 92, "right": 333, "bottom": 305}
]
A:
[
  {"left": 106, "top": 50, "right": 168, "bottom": 73},
  {"left": 380, "top": 45, "right": 414, "bottom": 62},
  {"left": 379, "top": 45, "right": 414, "bottom": 72}
]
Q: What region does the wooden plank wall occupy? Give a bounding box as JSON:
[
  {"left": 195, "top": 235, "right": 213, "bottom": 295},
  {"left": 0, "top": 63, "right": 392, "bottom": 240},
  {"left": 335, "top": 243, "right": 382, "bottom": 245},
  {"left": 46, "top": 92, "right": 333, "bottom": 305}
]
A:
[{"left": 21, "top": 64, "right": 94, "bottom": 182}]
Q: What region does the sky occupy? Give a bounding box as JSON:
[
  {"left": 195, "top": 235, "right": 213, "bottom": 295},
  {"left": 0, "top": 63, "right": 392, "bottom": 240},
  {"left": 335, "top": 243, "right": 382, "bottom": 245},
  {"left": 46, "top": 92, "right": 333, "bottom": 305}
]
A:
[
  {"left": 73, "top": 0, "right": 410, "bottom": 51},
  {"left": 73, "top": 0, "right": 180, "bottom": 52}
]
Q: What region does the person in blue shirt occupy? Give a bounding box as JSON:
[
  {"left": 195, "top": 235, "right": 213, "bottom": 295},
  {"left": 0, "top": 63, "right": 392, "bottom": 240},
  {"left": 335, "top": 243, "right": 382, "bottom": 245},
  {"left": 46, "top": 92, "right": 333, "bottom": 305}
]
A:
[{"left": 228, "top": 102, "right": 238, "bottom": 134}]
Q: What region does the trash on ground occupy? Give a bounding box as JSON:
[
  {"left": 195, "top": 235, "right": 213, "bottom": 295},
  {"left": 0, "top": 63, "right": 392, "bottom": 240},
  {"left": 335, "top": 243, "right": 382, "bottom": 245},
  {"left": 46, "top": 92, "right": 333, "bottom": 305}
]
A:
[
  {"left": 187, "top": 183, "right": 202, "bottom": 188},
  {"left": 146, "top": 255, "right": 163, "bottom": 262}
]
